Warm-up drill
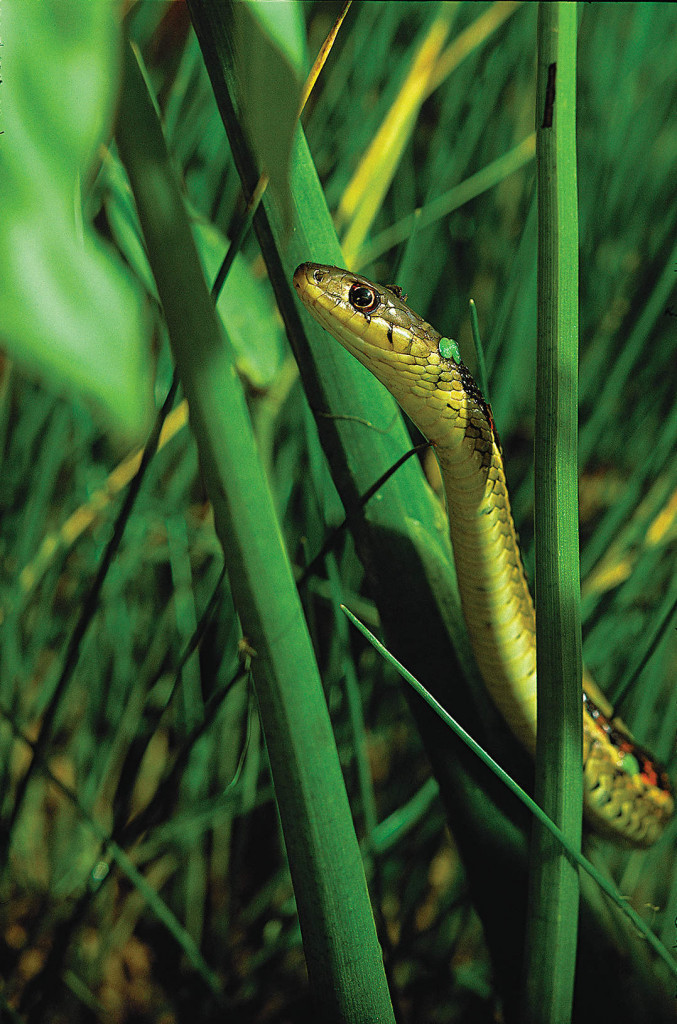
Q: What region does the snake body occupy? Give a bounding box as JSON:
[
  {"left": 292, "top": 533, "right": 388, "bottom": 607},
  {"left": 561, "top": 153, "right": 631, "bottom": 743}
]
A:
[{"left": 294, "top": 262, "right": 673, "bottom": 846}]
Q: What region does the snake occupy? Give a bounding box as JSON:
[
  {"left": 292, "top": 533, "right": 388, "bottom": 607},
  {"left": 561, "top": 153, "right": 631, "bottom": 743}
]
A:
[{"left": 293, "top": 261, "right": 673, "bottom": 847}]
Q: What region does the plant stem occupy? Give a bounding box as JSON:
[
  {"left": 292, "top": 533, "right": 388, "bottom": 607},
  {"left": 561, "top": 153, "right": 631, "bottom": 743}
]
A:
[{"left": 524, "top": 5, "right": 582, "bottom": 1022}]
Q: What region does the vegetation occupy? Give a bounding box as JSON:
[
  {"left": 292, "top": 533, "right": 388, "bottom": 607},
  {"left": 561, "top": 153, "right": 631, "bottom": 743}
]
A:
[{"left": 1, "top": 2, "right": 676, "bottom": 1021}]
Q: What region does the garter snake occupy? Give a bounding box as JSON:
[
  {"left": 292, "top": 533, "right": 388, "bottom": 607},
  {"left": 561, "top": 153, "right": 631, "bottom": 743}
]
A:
[{"left": 293, "top": 261, "right": 673, "bottom": 846}]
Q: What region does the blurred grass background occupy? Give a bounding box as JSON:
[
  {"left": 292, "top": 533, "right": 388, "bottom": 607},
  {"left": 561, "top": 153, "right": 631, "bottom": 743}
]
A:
[{"left": 1, "top": 1, "right": 676, "bottom": 1021}]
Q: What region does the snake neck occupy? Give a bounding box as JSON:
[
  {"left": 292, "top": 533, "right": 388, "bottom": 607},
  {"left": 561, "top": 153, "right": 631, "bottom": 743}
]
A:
[
  {"left": 338, "top": 340, "right": 541, "bottom": 750},
  {"left": 421, "top": 378, "right": 539, "bottom": 754}
]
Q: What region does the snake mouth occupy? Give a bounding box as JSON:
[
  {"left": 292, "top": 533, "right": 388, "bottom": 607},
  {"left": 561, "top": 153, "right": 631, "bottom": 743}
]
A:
[
  {"left": 293, "top": 262, "right": 319, "bottom": 294},
  {"left": 294, "top": 263, "right": 341, "bottom": 306},
  {"left": 294, "top": 262, "right": 331, "bottom": 287}
]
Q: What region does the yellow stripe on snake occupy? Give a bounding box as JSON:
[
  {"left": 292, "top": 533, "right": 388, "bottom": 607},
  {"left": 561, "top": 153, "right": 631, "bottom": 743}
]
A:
[{"left": 294, "top": 262, "right": 673, "bottom": 847}]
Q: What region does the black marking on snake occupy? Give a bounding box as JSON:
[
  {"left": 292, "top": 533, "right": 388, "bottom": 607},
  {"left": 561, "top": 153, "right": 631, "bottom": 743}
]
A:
[
  {"left": 387, "top": 323, "right": 394, "bottom": 345},
  {"left": 542, "top": 62, "right": 556, "bottom": 128},
  {"left": 457, "top": 360, "right": 498, "bottom": 465},
  {"left": 583, "top": 692, "right": 672, "bottom": 793}
]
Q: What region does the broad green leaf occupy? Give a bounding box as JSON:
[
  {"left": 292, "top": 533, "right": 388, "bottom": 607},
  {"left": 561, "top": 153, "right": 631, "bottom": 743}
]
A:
[
  {"left": 0, "top": 0, "right": 152, "bottom": 438},
  {"left": 101, "top": 143, "right": 285, "bottom": 391}
]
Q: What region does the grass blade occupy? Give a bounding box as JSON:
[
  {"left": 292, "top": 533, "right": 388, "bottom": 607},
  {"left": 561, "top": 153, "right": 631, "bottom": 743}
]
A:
[
  {"left": 116, "top": 38, "right": 395, "bottom": 1024},
  {"left": 340, "top": 604, "right": 677, "bottom": 985},
  {"left": 525, "top": 5, "right": 582, "bottom": 1021}
]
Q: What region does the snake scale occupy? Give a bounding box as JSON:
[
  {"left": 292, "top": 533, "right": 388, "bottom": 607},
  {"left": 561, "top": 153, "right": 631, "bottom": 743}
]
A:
[{"left": 294, "top": 262, "right": 673, "bottom": 847}]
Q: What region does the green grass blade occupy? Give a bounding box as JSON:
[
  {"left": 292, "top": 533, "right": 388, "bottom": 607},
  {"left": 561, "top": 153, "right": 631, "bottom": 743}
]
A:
[
  {"left": 340, "top": 604, "right": 677, "bottom": 986},
  {"left": 526, "top": 6, "right": 582, "bottom": 1021},
  {"left": 116, "top": 39, "right": 395, "bottom": 1024},
  {"left": 468, "top": 298, "right": 490, "bottom": 402},
  {"left": 356, "top": 133, "right": 535, "bottom": 269}
]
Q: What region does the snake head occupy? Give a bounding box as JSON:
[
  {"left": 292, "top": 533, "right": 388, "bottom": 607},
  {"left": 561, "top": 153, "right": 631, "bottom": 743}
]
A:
[
  {"left": 293, "top": 263, "right": 496, "bottom": 456},
  {"left": 293, "top": 262, "right": 447, "bottom": 392}
]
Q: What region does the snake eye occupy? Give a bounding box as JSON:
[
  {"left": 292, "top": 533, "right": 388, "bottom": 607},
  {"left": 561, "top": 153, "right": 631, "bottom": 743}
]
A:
[{"left": 348, "top": 283, "right": 380, "bottom": 315}]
